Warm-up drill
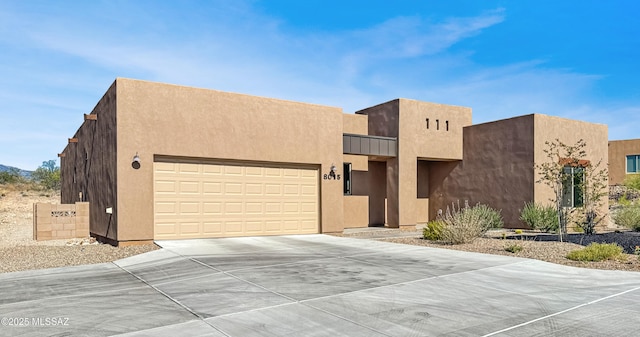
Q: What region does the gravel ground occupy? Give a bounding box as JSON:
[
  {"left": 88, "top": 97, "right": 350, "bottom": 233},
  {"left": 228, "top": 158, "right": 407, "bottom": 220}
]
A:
[
  {"left": 0, "top": 189, "right": 158, "bottom": 273},
  {"left": 337, "top": 229, "right": 640, "bottom": 272}
]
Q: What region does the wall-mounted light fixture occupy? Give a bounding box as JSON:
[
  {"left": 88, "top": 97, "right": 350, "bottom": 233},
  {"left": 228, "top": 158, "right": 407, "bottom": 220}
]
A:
[
  {"left": 132, "top": 152, "right": 141, "bottom": 169},
  {"left": 329, "top": 163, "right": 337, "bottom": 179},
  {"left": 323, "top": 163, "right": 341, "bottom": 181}
]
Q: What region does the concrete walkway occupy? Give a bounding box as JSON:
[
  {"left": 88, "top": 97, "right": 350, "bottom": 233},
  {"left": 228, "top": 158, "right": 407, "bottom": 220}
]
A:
[{"left": 1, "top": 234, "right": 639, "bottom": 336}]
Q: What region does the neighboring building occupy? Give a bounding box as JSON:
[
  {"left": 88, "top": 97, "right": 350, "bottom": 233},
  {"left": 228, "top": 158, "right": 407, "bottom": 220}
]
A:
[
  {"left": 608, "top": 139, "right": 640, "bottom": 185},
  {"left": 60, "top": 78, "right": 610, "bottom": 245}
]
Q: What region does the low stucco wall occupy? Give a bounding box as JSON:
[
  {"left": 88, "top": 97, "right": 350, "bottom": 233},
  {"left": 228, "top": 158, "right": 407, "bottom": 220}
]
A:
[
  {"left": 415, "top": 198, "right": 429, "bottom": 224},
  {"left": 33, "top": 202, "right": 89, "bottom": 241},
  {"left": 343, "top": 196, "right": 369, "bottom": 228}
]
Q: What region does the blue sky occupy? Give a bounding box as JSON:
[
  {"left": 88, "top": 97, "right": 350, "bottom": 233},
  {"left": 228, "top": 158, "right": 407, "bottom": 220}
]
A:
[{"left": 1, "top": 1, "right": 639, "bottom": 170}]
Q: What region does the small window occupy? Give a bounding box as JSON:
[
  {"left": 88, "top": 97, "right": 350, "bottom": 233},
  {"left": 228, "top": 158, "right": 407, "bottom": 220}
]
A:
[
  {"left": 436, "top": 119, "right": 439, "bottom": 130},
  {"left": 343, "top": 163, "right": 352, "bottom": 195},
  {"left": 627, "top": 155, "right": 640, "bottom": 173},
  {"left": 561, "top": 166, "right": 584, "bottom": 207},
  {"left": 446, "top": 120, "right": 449, "bottom": 131},
  {"left": 425, "top": 118, "right": 429, "bottom": 129}
]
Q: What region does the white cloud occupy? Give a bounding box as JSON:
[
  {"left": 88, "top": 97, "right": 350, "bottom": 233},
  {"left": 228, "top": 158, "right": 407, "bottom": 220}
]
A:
[
  {"left": 347, "top": 9, "right": 505, "bottom": 59},
  {"left": 0, "top": 2, "right": 638, "bottom": 169}
]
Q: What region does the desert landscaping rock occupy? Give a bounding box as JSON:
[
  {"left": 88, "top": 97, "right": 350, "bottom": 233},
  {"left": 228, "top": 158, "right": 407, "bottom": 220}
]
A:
[{"left": 337, "top": 229, "right": 640, "bottom": 272}]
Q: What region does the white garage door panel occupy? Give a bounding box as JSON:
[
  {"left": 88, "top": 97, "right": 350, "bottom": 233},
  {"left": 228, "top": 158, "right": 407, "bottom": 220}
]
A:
[{"left": 153, "top": 161, "right": 319, "bottom": 240}]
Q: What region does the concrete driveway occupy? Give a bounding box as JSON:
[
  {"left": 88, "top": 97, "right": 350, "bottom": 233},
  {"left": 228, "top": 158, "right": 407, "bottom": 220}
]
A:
[{"left": 1, "top": 234, "right": 640, "bottom": 336}]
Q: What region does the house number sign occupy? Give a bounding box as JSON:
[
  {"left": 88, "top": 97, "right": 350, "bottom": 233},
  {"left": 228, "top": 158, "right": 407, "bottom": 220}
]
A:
[{"left": 323, "top": 171, "right": 341, "bottom": 180}]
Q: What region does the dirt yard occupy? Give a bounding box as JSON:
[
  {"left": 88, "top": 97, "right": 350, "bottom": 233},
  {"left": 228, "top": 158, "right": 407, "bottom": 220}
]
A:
[{"left": 0, "top": 188, "right": 157, "bottom": 273}]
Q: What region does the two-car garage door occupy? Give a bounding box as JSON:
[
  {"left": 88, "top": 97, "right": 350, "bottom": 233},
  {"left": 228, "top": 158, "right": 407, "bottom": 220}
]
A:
[{"left": 153, "top": 160, "right": 319, "bottom": 240}]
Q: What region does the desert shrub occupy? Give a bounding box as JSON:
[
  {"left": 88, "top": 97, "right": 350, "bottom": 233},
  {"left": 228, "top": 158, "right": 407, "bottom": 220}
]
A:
[
  {"left": 514, "top": 229, "right": 523, "bottom": 234},
  {"left": 0, "top": 168, "right": 24, "bottom": 184},
  {"left": 31, "top": 160, "right": 60, "bottom": 191},
  {"left": 423, "top": 220, "right": 444, "bottom": 241},
  {"left": 438, "top": 202, "right": 503, "bottom": 244},
  {"left": 471, "top": 203, "right": 504, "bottom": 229},
  {"left": 619, "top": 194, "right": 632, "bottom": 206},
  {"left": 519, "top": 202, "right": 559, "bottom": 233},
  {"left": 505, "top": 244, "right": 523, "bottom": 253},
  {"left": 613, "top": 203, "right": 640, "bottom": 231},
  {"left": 566, "top": 243, "right": 624, "bottom": 262},
  {"left": 623, "top": 174, "right": 640, "bottom": 191}
]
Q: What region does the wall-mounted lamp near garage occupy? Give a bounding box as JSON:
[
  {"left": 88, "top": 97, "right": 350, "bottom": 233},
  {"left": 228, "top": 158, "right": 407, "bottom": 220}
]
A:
[
  {"left": 132, "top": 152, "right": 141, "bottom": 169},
  {"left": 323, "top": 163, "right": 341, "bottom": 180}
]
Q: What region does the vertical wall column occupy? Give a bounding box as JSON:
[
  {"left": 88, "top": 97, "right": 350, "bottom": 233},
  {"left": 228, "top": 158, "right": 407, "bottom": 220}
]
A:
[
  {"left": 395, "top": 157, "right": 419, "bottom": 227},
  {"left": 386, "top": 158, "right": 400, "bottom": 227}
]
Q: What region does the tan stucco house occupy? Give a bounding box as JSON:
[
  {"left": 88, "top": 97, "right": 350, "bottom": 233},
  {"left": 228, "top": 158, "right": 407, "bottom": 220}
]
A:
[
  {"left": 60, "top": 78, "right": 610, "bottom": 245},
  {"left": 608, "top": 139, "right": 640, "bottom": 185}
]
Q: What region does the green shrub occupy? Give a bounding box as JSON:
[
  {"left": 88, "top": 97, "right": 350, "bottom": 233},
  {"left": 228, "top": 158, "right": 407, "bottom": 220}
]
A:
[
  {"left": 619, "top": 194, "right": 632, "bottom": 206},
  {"left": 623, "top": 174, "right": 640, "bottom": 191},
  {"left": 514, "top": 229, "right": 523, "bottom": 234},
  {"left": 438, "top": 202, "right": 503, "bottom": 244},
  {"left": 423, "top": 220, "right": 444, "bottom": 241},
  {"left": 0, "top": 168, "right": 25, "bottom": 184},
  {"left": 519, "top": 202, "right": 559, "bottom": 233},
  {"left": 505, "top": 244, "right": 523, "bottom": 253},
  {"left": 31, "top": 160, "right": 60, "bottom": 190},
  {"left": 613, "top": 204, "right": 640, "bottom": 231},
  {"left": 470, "top": 203, "right": 504, "bottom": 229},
  {"left": 566, "top": 243, "right": 624, "bottom": 262}
]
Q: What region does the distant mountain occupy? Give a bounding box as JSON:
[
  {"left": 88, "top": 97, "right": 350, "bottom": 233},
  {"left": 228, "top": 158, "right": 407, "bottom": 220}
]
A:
[{"left": 0, "top": 164, "right": 33, "bottom": 177}]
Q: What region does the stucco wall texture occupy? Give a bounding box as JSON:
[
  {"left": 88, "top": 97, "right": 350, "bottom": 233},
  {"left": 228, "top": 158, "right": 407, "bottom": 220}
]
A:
[
  {"left": 61, "top": 78, "right": 614, "bottom": 244},
  {"left": 357, "top": 99, "right": 472, "bottom": 227},
  {"left": 609, "top": 139, "right": 640, "bottom": 185},
  {"left": 116, "top": 79, "right": 344, "bottom": 242},
  {"left": 429, "top": 115, "right": 536, "bottom": 228},
  {"left": 430, "top": 114, "right": 609, "bottom": 228},
  {"left": 533, "top": 114, "right": 609, "bottom": 227}
]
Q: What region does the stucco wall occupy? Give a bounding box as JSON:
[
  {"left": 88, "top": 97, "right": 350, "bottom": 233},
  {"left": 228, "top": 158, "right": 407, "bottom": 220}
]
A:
[
  {"left": 398, "top": 99, "right": 471, "bottom": 161},
  {"left": 343, "top": 196, "right": 369, "bottom": 228},
  {"left": 397, "top": 99, "right": 472, "bottom": 227},
  {"left": 609, "top": 139, "right": 640, "bottom": 185},
  {"left": 114, "top": 78, "right": 344, "bottom": 242},
  {"left": 61, "top": 82, "right": 118, "bottom": 241},
  {"left": 533, "top": 114, "right": 609, "bottom": 227},
  {"left": 356, "top": 99, "right": 472, "bottom": 227},
  {"left": 429, "top": 115, "right": 536, "bottom": 228},
  {"left": 356, "top": 100, "right": 400, "bottom": 138},
  {"left": 342, "top": 113, "right": 369, "bottom": 170},
  {"left": 343, "top": 113, "right": 368, "bottom": 135}
]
